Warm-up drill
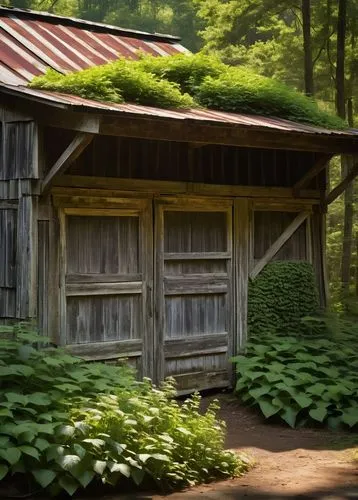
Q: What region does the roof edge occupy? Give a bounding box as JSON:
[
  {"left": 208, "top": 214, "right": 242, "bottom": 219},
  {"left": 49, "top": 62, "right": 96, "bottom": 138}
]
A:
[{"left": 0, "top": 5, "right": 181, "bottom": 43}]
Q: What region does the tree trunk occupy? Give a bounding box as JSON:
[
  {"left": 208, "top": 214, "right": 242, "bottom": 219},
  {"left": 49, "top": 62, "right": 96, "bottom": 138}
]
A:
[
  {"left": 341, "top": 156, "right": 354, "bottom": 293},
  {"left": 336, "top": 0, "right": 347, "bottom": 119},
  {"left": 339, "top": 13, "right": 355, "bottom": 296},
  {"left": 302, "top": 0, "right": 314, "bottom": 95}
]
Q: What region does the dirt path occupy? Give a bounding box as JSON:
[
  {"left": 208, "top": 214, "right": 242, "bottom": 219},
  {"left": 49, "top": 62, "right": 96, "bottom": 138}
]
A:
[
  {"left": 94, "top": 394, "right": 358, "bottom": 500},
  {"left": 151, "top": 394, "right": 358, "bottom": 499}
]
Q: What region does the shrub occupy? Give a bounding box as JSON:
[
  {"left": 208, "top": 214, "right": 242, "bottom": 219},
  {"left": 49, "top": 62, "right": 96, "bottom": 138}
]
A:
[
  {"left": 29, "top": 53, "right": 346, "bottom": 129},
  {"left": 0, "top": 323, "right": 247, "bottom": 497},
  {"left": 232, "top": 326, "right": 358, "bottom": 429},
  {"left": 248, "top": 261, "right": 320, "bottom": 336},
  {"left": 30, "top": 59, "right": 194, "bottom": 109}
]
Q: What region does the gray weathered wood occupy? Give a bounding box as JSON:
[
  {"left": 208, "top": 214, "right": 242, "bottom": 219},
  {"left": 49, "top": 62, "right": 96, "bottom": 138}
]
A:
[
  {"left": 41, "top": 132, "right": 94, "bottom": 194},
  {"left": 234, "top": 199, "right": 250, "bottom": 352},
  {"left": 250, "top": 211, "right": 310, "bottom": 279},
  {"left": 156, "top": 200, "right": 233, "bottom": 392},
  {"left": 16, "top": 196, "right": 37, "bottom": 319},
  {"left": 66, "top": 281, "right": 142, "bottom": 296}
]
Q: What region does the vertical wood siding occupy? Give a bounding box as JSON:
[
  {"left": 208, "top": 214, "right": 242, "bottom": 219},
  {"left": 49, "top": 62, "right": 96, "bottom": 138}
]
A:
[
  {"left": 155, "top": 201, "right": 233, "bottom": 392},
  {"left": 253, "top": 211, "right": 307, "bottom": 263},
  {"left": 0, "top": 121, "right": 37, "bottom": 180},
  {"left": 38, "top": 220, "right": 50, "bottom": 336},
  {"left": 0, "top": 208, "right": 17, "bottom": 318},
  {"left": 42, "top": 130, "right": 323, "bottom": 189},
  {"left": 0, "top": 107, "right": 38, "bottom": 323}
]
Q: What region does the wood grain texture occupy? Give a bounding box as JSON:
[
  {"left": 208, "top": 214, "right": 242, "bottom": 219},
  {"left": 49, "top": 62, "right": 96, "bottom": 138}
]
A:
[
  {"left": 250, "top": 211, "right": 309, "bottom": 279},
  {"left": 234, "top": 199, "right": 250, "bottom": 352},
  {"left": 253, "top": 211, "right": 308, "bottom": 263},
  {"left": 156, "top": 201, "right": 233, "bottom": 391},
  {"left": 59, "top": 200, "right": 153, "bottom": 374},
  {"left": 16, "top": 196, "right": 37, "bottom": 319},
  {"left": 41, "top": 132, "right": 93, "bottom": 194},
  {"left": 54, "top": 176, "right": 321, "bottom": 199},
  {"left": 1, "top": 121, "right": 37, "bottom": 180}
]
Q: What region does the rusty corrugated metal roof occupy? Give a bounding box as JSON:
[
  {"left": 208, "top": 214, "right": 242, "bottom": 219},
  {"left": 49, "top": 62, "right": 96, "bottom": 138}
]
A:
[
  {"left": 1, "top": 6, "right": 357, "bottom": 142},
  {"left": 0, "top": 6, "right": 188, "bottom": 85},
  {"left": 2, "top": 82, "right": 358, "bottom": 138}
]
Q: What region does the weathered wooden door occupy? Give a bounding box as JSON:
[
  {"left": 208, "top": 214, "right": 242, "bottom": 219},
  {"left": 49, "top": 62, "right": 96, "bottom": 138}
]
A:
[
  {"left": 59, "top": 201, "right": 153, "bottom": 377},
  {"left": 155, "top": 198, "right": 233, "bottom": 393}
]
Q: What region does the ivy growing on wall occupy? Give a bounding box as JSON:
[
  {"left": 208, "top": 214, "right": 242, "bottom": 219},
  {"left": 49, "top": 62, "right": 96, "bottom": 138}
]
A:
[{"left": 248, "top": 261, "right": 320, "bottom": 336}]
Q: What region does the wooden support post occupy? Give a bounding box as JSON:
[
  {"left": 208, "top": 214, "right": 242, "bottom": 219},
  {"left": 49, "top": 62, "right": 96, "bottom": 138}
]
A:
[
  {"left": 234, "top": 199, "right": 250, "bottom": 350},
  {"left": 41, "top": 132, "right": 94, "bottom": 195},
  {"left": 250, "top": 211, "right": 310, "bottom": 280},
  {"left": 293, "top": 155, "right": 332, "bottom": 194},
  {"left": 325, "top": 160, "right": 358, "bottom": 205}
]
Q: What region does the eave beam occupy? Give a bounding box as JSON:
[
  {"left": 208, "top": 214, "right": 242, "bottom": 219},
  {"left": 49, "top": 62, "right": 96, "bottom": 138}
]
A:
[{"left": 41, "top": 132, "right": 94, "bottom": 195}]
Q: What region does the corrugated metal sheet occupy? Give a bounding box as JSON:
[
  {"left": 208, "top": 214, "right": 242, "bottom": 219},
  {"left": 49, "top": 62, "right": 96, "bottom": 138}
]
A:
[
  {"left": 2, "top": 82, "right": 357, "bottom": 138},
  {"left": 0, "top": 6, "right": 357, "bottom": 140},
  {"left": 0, "top": 6, "right": 188, "bottom": 85}
]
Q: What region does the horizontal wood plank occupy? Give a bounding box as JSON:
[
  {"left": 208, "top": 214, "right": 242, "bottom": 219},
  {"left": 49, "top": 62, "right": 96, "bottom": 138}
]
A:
[
  {"left": 66, "top": 339, "right": 142, "bottom": 360},
  {"left": 53, "top": 176, "right": 321, "bottom": 200},
  {"left": 65, "top": 281, "right": 142, "bottom": 296},
  {"left": 164, "top": 252, "right": 231, "bottom": 261},
  {"left": 173, "top": 370, "right": 229, "bottom": 394},
  {"left": 66, "top": 273, "right": 142, "bottom": 284},
  {"left": 164, "top": 279, "right": 228, "bottom": 295},
  {"left": 62, "top": 208, "right": 140, "bottom": 217},
  {"left": 164, "top": 333, "right": 228, "bottom": 358}
]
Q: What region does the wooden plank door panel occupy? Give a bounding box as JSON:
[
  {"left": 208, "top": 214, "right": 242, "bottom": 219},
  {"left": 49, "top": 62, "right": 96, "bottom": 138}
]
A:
[
  {"left": 155, "top": 198, "right": 233, "bottom": 394},
  {"left": 60, "top": 201, "right": 153, "bottom": 377}
]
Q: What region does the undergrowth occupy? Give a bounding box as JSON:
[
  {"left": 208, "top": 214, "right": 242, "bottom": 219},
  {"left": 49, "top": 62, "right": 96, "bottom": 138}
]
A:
[
  {"left": 29, "top": 53, "right": 345, "bottom": 129},
  {"left": 235, "top": 261, "right": 358, "bottom": 429},
  {"left": 232, "top": 326, "right": 358, "bottom": 429},
  {"left": 0, "top": 323, "right": 248, "bottom": 497}
]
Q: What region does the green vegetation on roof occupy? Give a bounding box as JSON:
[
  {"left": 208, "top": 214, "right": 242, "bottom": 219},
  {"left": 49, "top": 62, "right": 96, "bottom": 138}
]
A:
[{"left": 29, "top": 53, "right": 346, "bottom": 129}]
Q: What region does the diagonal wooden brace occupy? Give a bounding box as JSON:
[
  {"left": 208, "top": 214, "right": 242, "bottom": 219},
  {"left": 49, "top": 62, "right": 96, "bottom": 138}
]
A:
[
  {"left": 41, "top": 132, "right": 94, "bottom": 195},
  {"left": 250, "top": 211, "right": 310, "bottom": 279}
]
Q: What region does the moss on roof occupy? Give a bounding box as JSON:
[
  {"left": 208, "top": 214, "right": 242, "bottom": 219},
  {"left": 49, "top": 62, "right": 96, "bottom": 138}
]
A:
[{"left": 29, "top": 53, "right": 346, "bottom": 130}]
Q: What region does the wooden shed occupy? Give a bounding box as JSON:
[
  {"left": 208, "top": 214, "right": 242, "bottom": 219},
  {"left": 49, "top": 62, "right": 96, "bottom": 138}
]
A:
[{"left": 1, "top": 6, "right": 358, "bottom": 393}]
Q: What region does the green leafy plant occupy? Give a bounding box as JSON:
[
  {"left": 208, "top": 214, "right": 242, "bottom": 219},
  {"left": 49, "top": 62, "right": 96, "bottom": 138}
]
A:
[
  {"left": 248, "top": 261, "right": 320, "bottom": 336},
  {"left": 232, "top": 325, "right": 358, "bottom": 429},
  {"left": 0, "top": 323, "right": 247, "bottom": 496},
  {"left": 29, "top": 53, "right": 346, "bottom": 129}
]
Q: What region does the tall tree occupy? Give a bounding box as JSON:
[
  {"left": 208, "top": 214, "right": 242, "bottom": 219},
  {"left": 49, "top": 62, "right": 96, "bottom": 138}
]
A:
[
  {"left": 336, "top": 0, "right": 347, "bottom": 119},
  {"left": 302, "top": 0, "right": 314, "bottom": 95}
]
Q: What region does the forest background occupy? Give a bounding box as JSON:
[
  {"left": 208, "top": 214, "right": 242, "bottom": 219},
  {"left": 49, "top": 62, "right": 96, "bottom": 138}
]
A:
[{"left": 4, "top": 0, "right": 358, "bottom": 309}]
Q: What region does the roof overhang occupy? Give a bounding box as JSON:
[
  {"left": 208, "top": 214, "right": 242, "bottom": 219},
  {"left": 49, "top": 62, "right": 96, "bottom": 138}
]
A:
[{"left": 2, "top": 84, "right": 358, "bottom": 154}]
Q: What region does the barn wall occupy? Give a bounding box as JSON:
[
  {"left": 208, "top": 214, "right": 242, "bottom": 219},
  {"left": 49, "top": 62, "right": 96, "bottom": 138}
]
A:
[
  {"left": 0, "top": 107, "right": 39, "bottom": 322},
  {"left": 43, "top": 130, "right": 325, "bottom": 190}
]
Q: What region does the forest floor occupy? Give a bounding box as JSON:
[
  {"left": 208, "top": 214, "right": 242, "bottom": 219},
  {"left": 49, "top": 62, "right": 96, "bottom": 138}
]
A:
[{"left": 103, "top": 393, "right": 358, "bottom": 500}]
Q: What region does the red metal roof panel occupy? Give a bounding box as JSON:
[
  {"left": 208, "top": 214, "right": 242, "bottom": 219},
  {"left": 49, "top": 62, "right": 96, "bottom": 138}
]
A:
[{"left": 0, "top": 8, "right": 188, "bottom": 85}]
